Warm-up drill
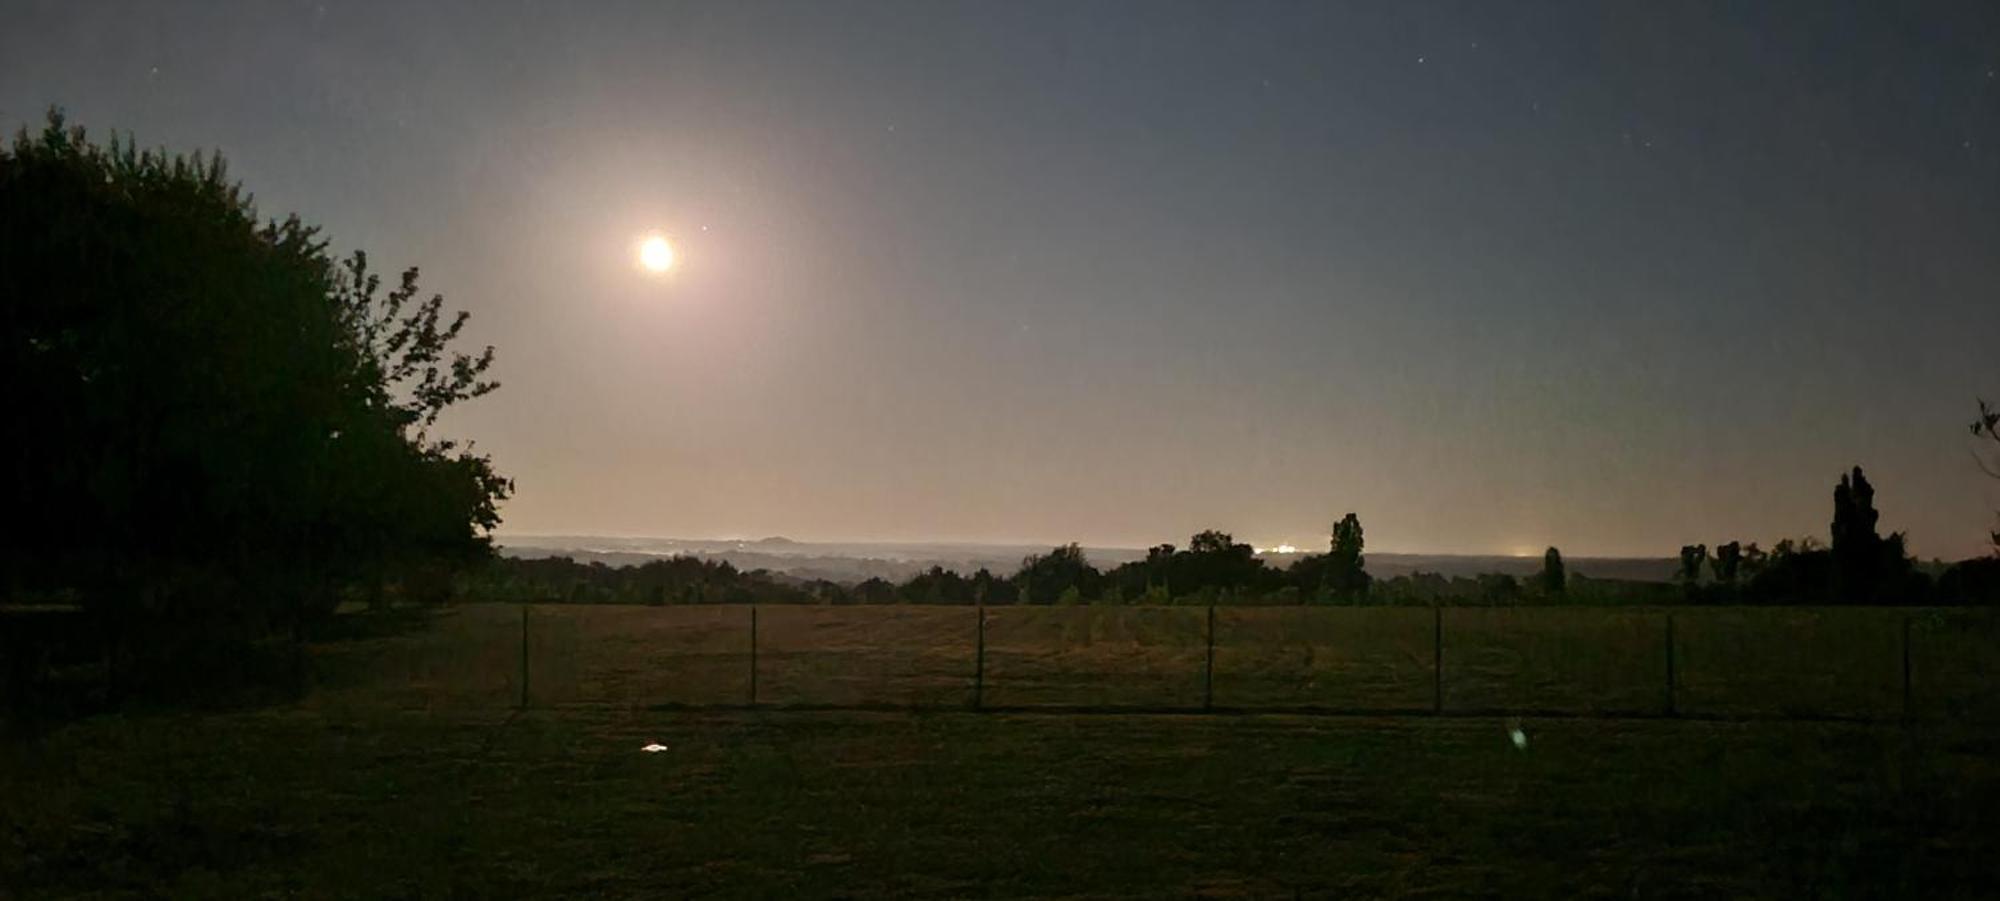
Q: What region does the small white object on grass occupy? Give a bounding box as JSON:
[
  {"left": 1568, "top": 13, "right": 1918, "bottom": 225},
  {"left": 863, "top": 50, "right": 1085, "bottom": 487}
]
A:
[
  {"left": 1508, "top": 726, "right": 1528, "bottom": 750},
  {"left": 641, "top": 743, "right": 669, "bottom": 753}
]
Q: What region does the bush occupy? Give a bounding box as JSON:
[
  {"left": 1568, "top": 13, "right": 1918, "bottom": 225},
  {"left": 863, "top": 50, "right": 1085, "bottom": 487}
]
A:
[{"left": 1937, "top": 557, "right": 2000, "bottom": 605}]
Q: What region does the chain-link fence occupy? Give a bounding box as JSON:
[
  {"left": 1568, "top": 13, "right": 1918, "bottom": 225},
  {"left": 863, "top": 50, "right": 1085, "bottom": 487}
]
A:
[{"left": 301, "top": 603, "right": 2000, "bottom": 721}]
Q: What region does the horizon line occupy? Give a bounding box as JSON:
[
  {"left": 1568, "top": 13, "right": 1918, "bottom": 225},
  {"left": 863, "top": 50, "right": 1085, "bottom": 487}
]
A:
[{"left": 491, "top": 531, "right": 1682, "bottom": 560}]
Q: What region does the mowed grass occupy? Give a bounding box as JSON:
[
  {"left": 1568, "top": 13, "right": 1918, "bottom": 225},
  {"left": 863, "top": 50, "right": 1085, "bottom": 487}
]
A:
[
  {"left": 10, "top": 604, "right": 2000, "bottom": 896},
  {"left": 5, "top": 706, "right": 1999, "bottom": 897},
  {"left": 305, "top": 603, "right": 2000, "bottom": 720}
]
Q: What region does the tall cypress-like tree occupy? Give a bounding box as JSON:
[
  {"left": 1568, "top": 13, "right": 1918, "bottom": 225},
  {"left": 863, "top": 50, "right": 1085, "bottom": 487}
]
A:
[
  {"left": 1539, "top": 547, "right": 1566, "bottom": 597},
  {"left": 1326, "top": 513, "right": 1370, "bottom": 601},
  {"left": 1831, "top": 467, "right": 1884, "bottom": 603}
]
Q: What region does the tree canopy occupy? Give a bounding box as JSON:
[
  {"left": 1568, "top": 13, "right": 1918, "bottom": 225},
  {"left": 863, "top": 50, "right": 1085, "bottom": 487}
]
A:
[
  {"left": 1, "top": 112, "right": 509, "bottom": 642},
  {"left": 1975, "top": 398, "right": 2000, "bottom": 551},
  {"left": 1013, "top": 544, "right": 1101, "bottom": 604}
]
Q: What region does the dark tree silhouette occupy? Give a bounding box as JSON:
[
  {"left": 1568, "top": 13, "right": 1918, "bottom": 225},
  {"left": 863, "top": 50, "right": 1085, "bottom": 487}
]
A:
[
  {"left": 1729, "top": 469, "right": 1922, "bottom": 606},
  {"left": 852, "top": 577, "right": 898, "bottom": 604},
  {"left": 1013, "top": 544, "right": 1100, "bottom": 605},
  {"left": 1, "top": 112, "right": 509, "bottom": 673},
  {"left": 1179, "top": 531, "right": 1267, "bottom": 595},
  {"left": 1831, "top": 467, "right": 1884, "bottom": 601},
  {"left": 1678, "top": 545, "right": 1708, "bottom": 586},
  {"left": 1739, "top": 542, "right": 1768, "bottom": 580},
  {"left": 1188, "top": 531, "right": 1232, "bottom": 554},
  {"left": 1740, "top": 538, "right": 1831, "bottom": 605},
  {"left": 1478, "top": 573, "right": 1521, "bottom": 604},
  {"left": 1712, "top": 541, "right": 1742, "bottom": 589},
  {"left": 1321, "top": 513, "right": 1370, "bottom": 602},
  {"left": 1104, "top": 535, "right": 1280, "bottom": 603},
  {"left": 900, "top": 566, "right": 972, "bottom": 604},
  {"left": 1105, "top": 543, "right": 1170, "bottom": 602},
  {"left": 1539, "top": 547, "right": 1566, "bottom": 597},
  {"left": 1975, "top": 399, "right": 2000, "bottom": 550},
  {"left": 1140, "top": 543, "right": 1178, "bottom": 596},
  {"left": 1937, "top": 556, "right": 2000, "bottom": 605},
  {"left": 969, "top": 567, "right": 1018, "bottom": 605},
  {"left": 1828, "top": 467, "right": 1921, "bottom": 603}
]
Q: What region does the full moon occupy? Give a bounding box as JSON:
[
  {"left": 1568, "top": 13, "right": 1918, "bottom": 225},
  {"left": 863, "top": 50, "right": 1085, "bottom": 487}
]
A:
[{"left": 637, "top": 235, "right": 675, "bottom": 273}]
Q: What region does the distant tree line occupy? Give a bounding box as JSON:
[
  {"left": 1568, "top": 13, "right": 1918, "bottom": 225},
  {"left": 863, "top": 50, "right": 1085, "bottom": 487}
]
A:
[
  {"left": 467, "top": 515, "right": 1376, "bottom": 607},
  {"left": 1671, "top": 467, "right": 1999, "bottom": 606},
  {"left": 465, "top": 473, "right": 2000, "bottom": 607}
]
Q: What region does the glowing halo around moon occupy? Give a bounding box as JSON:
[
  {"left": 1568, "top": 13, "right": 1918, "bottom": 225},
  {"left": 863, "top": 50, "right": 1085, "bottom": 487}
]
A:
[{"left": 636, "top": 233, "right": 676, "bottom": 274}]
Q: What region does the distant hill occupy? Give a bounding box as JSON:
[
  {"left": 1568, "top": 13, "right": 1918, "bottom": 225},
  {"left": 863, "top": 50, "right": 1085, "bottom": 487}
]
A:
[{"left": 495, "top": 535, "right": 1677, "bottom": 584}]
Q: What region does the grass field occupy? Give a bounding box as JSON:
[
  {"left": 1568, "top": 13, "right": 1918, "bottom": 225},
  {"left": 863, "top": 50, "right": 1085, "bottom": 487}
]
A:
[
  {"left": 306, "top": 603, "right": 2000, "bottom": 720},
  {"left": 6, "top": 707, "right": 1998, "bottom": 897},
  {"left": 8, "top": 603, "right": 2000, "bottom": 897}
]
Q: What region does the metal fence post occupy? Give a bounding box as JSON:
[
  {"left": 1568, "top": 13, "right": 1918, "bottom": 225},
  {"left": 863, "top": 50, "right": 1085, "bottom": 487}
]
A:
[
  {"left": 749, "top": 604, "right": 759, "bottom": 707},
  {"left": 1203, "top": 603, "right": 1216, "bottom": 711},
  {"left": 292, "top": 616, "right": 306, "bottom": 701},
  {"left": 1664, "top": 612, "right": 1677, "bottom": 717},
  {"left": 518, "top": 604, "right": 530, "bottom": 710},
  {"left": 974, "top": 604, "right": 985, "bottom": 710},
  {"left": 1901, "top": 614, "right": 1912, "bottom": 721},
  {"left": 1432, "top": 605, "right": 1444, "bottom": 714}
]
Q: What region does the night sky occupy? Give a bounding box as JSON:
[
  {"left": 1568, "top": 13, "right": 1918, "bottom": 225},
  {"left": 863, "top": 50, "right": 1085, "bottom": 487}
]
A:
[{"left": 7, "top": 1, "right": 1998, "bottom": 557}]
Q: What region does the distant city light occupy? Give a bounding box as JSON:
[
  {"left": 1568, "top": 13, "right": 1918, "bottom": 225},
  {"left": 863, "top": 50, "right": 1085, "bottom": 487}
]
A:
[{"left": 1255, "top": 544, "right": 1301, "bottom": 555}]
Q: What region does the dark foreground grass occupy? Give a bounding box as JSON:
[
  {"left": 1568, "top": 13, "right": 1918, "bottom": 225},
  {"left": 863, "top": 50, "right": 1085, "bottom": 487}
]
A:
[{"left": 5, "top": 707, "right": 1997, "bottom": 898}]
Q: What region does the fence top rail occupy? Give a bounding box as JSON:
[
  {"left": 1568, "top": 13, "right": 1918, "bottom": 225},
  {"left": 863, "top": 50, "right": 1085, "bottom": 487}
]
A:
[{"left": 478, "top": 600, "right": 1974, "bottom": 616}]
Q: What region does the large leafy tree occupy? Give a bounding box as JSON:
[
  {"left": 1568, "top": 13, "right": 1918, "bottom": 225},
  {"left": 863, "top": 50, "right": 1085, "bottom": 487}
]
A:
[
  {"left": 1177, "top": 530, "right": 1267, "bottom": 594},
  {"left": 1013, "top": 544, "right": 1100, "bottom": 604},
  {"left": 1, "top": 112, "right": 509, "bottom": 646}
]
